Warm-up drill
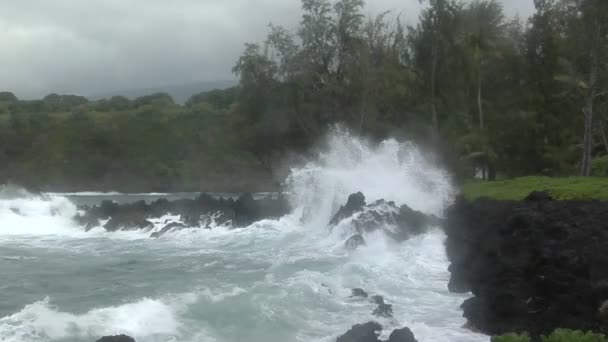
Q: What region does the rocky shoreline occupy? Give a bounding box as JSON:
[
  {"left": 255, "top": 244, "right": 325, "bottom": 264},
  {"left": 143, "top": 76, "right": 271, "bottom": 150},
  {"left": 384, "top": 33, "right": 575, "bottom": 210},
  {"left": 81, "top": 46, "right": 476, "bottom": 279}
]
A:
[
  {"left": 445, "top": 192, "right": 608, "bottom": 337},
  {"left": 79, "top": 192, "right": 435, "bottom": 342},
  {"left": 74, "top": 193, "right": 291, "bottom": 236},
  {"left": 83, "top": 190, "right": 608, "bottom": 340}
]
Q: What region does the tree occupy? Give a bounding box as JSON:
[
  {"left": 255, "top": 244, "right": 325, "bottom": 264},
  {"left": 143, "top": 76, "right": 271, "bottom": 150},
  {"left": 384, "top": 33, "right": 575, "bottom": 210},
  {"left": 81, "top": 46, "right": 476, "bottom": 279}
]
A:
[
  {"left": 576, "top": 0, "right": 608, "bottom": 176},
  {"left": 413, "top": 0, "right": 461, "bottom": 141},
  {"left": 554, "top": 0, "right": 608, "bottom": 175}
]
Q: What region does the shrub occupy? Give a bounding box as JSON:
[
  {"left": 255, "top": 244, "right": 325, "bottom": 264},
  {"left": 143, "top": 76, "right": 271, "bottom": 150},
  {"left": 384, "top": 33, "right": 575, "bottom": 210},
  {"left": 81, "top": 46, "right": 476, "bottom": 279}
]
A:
[
  {"left": 541, "top": 329, "right": 608, "bottom": 342},
  {"left": 592, "top": 155, "right": 608, "bottom": 177},
  {"left": 495, "top": 330, "right": 608, "bottom": 342}
]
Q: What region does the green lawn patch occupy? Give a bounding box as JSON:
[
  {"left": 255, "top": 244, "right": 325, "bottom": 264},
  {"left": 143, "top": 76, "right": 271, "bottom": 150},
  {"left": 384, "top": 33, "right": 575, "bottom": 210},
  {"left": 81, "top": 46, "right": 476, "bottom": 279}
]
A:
[{"left": 462, "top": 176, "right": 608, "bottom": 201}]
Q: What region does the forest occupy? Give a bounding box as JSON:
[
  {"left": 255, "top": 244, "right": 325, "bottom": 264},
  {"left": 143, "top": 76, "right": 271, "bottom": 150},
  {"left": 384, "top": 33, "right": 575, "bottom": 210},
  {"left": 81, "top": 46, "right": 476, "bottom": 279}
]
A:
[{"left": 1, "top": 0, "right": 607, "bottom": 192}]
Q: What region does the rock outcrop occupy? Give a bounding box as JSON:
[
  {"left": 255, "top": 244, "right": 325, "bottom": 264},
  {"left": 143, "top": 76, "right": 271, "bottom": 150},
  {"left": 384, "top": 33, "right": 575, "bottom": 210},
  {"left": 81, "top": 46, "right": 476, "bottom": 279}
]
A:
[
  {"left": 445, "top": 192, "right": 608, "bottom": 337},
  {"left": 336, "top": 322, "right": 417, "bottom": 342},
  {"left": 371, "top": 295, "right": 393, "bottom": 319},
  {"left": 95, "top": 335, "right": 136, "bottom": 342},
  {"left": 75, "top": 193, "right": 289, "bottom": 234},
  {"left": 330, "top": 192, "right": 440, "bottom": 245}
]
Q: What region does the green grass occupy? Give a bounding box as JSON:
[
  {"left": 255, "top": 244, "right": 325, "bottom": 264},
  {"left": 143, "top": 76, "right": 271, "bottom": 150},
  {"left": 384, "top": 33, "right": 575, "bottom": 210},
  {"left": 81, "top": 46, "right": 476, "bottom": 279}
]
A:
[{"left": 462, "top": 176, "right": 608, "bottom": 201}]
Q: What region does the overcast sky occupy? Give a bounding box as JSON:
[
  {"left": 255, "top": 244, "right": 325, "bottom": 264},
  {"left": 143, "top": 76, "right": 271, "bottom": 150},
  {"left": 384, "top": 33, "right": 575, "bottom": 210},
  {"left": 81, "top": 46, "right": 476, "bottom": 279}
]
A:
[{"left": 0, "top": 0, "right": 534, "bottom": 99}]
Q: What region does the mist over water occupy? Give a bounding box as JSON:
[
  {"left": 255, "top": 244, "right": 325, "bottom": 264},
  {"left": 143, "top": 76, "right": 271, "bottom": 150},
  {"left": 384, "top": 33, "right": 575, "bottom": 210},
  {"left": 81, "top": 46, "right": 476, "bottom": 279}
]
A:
[{"left": 0, "top": 130, "right": 487, "bottom": 342}]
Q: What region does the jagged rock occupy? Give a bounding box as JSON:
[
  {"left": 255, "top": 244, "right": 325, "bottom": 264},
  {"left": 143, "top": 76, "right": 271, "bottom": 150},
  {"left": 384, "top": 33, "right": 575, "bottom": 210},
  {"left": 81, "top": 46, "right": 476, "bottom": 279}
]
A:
[
  {"left": 74, "top": 193, "right": 290, "bottom": 234},
  {"left": 345, "top": 235, "right": 366, "bottom": 250},
  {"left": 387, "top": 327, "right": 417, "bottom": 342},
  {"left": 372, "top": 303, "right": 393, "bottom": 318},
  {"left": 370, "top": 295, "right": 393, "bottom": 318},
  {"left": 336, "top": 323, "right": 418, "bottom": 342},
  {"left": 336, "top": 322, "right": 382, "bottom": 342},
  {"left": 445, "top": 193, "right": 608, "bottom": 336},
  {"left": 96, "top": 335, "right": 135, "bottom": 342},
  {"left": 330, "top": 192, "right": 367, "bottom": 225},
  {"left": 330, "top": 193, "right": 440, "bottom": 242},
  {"left": 351, "top": 288, "right": 369, "bottom": 298}
]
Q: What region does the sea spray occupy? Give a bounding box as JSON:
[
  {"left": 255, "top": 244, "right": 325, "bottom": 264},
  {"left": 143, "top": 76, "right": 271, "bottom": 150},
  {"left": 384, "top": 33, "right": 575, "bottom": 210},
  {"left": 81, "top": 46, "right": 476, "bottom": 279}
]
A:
[{"left": 286, "top": 127, "right": 454, "bottom": 231}]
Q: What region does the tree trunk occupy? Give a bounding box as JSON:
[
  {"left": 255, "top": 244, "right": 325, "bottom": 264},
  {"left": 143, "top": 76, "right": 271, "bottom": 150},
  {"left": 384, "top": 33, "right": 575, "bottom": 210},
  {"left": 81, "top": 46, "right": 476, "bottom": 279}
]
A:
[
  {"left": 580, "top": 23, "right": 600, "bottom": 177},
  {"left": 477, "top": 63, "right": 484, "bottom": 131},
  {"left": 430, "top": 40, "right": 440, "bottom": 142},
  {"left": 581, "top": 101, "right": 594, "bottom": 176},
  {"left": 600, "top": 118, "right": 608, "bottom": 154}
]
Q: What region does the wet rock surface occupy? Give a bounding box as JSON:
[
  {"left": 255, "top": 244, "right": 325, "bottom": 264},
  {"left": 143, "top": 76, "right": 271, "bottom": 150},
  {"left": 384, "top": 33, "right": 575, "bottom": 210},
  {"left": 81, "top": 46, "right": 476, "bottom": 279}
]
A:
[
  {"left": 336, "top": 322, "right": 417, "bottom": 342},
  {"left": 445, "top": 192, "right": 608, "bottom": 336},
  {"left": 95, "top": 335, "right": 136, "bottom": 342},
  {"left": 75, "top": 193, "right": 289, "bottom": 234},
  {"left": 330, "top": 193, "right": 440, "bottom": 245},
  {"left": 371, "top": 295, "right": 394, "bottom": 319}
]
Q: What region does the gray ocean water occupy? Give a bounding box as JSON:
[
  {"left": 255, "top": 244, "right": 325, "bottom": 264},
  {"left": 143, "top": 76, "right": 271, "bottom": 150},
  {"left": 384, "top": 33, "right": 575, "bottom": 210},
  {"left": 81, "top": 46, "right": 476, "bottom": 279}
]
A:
[{"left": 0, "top": 132, "right": 489, "bottom": 342}]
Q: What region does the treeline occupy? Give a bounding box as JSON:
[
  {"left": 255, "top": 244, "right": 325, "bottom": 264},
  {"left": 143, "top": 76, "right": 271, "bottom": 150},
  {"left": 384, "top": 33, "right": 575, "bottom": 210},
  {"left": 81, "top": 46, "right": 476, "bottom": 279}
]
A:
[
  {"left": 1, "top": 0, "right": 608, "bottom": 191},
  {"left": 0, "top": 90, "right": 277, "bottom": 192},
  {"left": 232, "top": 0, "right": 608, "bottom": 179}
]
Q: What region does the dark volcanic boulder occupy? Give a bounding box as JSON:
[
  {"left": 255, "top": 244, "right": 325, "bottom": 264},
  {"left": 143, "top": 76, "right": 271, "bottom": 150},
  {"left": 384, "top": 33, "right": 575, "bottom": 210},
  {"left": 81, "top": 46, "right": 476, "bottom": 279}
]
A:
[
  {"left": 96, "top": 335, "right": 135, "bottom": 342},
  {"left": 330, "top": 193, "right": 440, "bottom": 242},
  {"left": 351, "top": 288, "right": 369, "bottom": 298},
  {"left": 233, "top": 193, "right": 290, "bottom": 227},
  {"left": 337, "top": 322, "right": 383, "bottom": 342},
  {"left": 371, "top": 295, "right": 393, "bottom": 318},
  {"left": 387, "top": 327, "right": 417, "bottom": 342},
  {"left": 75, "top": 193, "right": 290, "bottom": 234},
  {"left": 336, "top": 323, "right": 418, "bottom": 342},
  {"left": 445, "top": 193, "right": 608, "bottom": 337},
  {"left": 330, "top": 192, "right": 367, "bottom": 225}
]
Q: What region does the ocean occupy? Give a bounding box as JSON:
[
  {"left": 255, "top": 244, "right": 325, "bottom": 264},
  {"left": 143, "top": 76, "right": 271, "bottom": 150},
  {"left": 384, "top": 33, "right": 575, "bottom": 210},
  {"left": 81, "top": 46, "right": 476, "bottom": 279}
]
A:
[{"left": 0, "top": 131, "right": 488, "bottom": 342}]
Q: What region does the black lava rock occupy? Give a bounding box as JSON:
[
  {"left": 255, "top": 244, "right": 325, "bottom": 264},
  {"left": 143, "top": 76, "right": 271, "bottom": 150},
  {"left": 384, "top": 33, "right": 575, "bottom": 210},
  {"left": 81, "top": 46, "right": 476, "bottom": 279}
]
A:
[
  {"left": 351, "top": 288, "right": 369, "bottom": 298},
  {"left": 329, "top": 193, "right": 439, "bottom": 242},
  {"left": 336, "top": 323, "right": 418, "bottom": 342},
  {"left": 387, "top": 327, "right": 418, "bottom": 342},
  {"left": 96, "top": 335, "right": 136, "bottom": 342},
  {"left": 337, "top": 322, "right": 383, "bottom": 342},
  {"left": 445, "top": 193, "right": 608, "bottom": 336}
]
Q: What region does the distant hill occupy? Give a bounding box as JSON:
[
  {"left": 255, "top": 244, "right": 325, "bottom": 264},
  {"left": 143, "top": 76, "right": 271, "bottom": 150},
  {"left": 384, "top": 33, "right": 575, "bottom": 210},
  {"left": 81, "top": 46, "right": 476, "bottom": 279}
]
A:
[{"left": 90, "top": 80, "right": 238, "bottom": 104}]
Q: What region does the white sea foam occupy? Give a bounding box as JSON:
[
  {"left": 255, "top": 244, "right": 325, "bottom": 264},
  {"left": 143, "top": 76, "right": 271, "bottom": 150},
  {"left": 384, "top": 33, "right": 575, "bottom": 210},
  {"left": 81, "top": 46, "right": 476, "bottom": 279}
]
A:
[
  {"left": 0, "top": 295, "right": 193, "bottom": 342},
  {"left": 0, "top": 189, "right": 82, "bottom": 237}
]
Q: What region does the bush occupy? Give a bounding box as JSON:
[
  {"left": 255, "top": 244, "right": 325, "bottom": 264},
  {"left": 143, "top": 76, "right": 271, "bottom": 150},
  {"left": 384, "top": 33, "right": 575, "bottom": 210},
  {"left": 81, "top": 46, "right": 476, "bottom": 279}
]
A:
[
  {"left": 542, "top": 329, "right": 608, "bottom": 342},
  {"left": 592, "top": 155, "right": 608, "bottom": 177},
  {"left": 494, "top": 330, "right": 608, "bottom": 342}
]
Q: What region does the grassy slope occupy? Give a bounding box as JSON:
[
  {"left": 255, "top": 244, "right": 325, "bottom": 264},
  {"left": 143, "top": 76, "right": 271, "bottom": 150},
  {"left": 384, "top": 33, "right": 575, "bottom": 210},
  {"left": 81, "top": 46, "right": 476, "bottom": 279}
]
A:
[{"left": 462, "top": 176, "right": 608, "bottom": 201}]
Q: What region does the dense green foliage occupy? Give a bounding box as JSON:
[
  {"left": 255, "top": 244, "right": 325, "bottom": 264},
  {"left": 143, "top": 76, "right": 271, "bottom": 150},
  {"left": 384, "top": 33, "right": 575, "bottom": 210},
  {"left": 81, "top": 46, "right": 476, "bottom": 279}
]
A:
[
  {"left": 1, "top": 0, "right": 607, "bottom": 191},
  {"left": 462, "top": 176, "right": 608, "bottom": 200},
  {"left": 592, "top": 155, "right": 608, "bottom": 177},
  {"left": 0, "top": 90, "right": 273, "bottom": 192},
  {"left": 494, "top": 329, "right": 608, "bottom": 342}
]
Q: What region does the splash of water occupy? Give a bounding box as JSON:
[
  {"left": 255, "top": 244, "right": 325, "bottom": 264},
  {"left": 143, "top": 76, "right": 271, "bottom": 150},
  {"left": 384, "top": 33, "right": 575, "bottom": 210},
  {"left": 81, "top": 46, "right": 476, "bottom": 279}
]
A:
[{"left": 286, "top": 127, "right": 454, "bottom": 229}]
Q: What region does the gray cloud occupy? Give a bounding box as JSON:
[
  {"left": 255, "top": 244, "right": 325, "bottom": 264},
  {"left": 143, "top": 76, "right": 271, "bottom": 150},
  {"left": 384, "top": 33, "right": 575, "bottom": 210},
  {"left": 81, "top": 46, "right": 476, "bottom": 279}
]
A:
[{"left": 0, "top": 0, "right": 534, "bottom": 99}]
